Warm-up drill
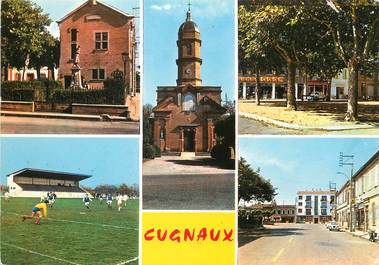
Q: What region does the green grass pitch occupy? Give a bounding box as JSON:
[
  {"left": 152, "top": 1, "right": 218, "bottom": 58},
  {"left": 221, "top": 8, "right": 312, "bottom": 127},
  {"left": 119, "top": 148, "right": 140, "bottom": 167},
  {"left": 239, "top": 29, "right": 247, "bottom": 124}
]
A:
[{"left": 1, "top": 197, "right": 139, "bottom": 265}]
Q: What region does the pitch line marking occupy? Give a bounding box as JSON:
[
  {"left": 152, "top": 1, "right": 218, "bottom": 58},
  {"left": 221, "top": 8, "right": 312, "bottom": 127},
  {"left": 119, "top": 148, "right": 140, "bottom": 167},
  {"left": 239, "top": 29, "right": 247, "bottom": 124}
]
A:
[
  {"left": 2, "top": 242, "right": 81, "bottom": 265},
  {"left": 10, "top": 213, "right": 138, "bottom": 230},
  {"left": 272, "top": 248, "right": 285, "bottom": 263},
  {"left": 115, "top": 257, "right": 139, "bottom": 265}
]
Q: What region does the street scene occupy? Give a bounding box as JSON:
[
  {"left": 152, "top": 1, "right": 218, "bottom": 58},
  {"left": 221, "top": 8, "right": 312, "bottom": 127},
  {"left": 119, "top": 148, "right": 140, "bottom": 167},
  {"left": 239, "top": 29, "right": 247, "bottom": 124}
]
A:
[
  {"left": 238, "top": 138, "right": 379, "bottom": 265},
  {"left": 239, "top": 223, "right": 379, "bottom": 265},
  {"left": 142, "top": 2, "right": 235, "bottom": 210},
  {"left": 238, "top": 2, "right": 379, "bottom": 135},
  {"left": 1, "top": 0, "right": 140, "bottom": 134}
]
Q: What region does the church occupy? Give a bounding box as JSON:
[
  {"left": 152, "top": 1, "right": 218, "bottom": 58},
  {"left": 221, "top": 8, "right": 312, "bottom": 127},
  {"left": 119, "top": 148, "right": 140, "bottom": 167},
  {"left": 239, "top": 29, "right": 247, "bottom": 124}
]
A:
[{"left": 152, "top": 8, "right": 225, "bottom": 153}]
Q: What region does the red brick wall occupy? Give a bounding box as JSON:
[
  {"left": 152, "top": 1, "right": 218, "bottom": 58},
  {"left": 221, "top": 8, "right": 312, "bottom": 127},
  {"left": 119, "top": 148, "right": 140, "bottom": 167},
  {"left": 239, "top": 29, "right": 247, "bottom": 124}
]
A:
[{"left": 58, "top": 2, "right": 134, "bottom": 89}]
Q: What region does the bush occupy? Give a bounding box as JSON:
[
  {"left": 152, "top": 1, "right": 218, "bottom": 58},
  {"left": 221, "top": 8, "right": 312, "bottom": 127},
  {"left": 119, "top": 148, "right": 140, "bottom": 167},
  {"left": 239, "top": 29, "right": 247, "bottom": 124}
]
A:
[
  {"left": 238, "top": 208, "right": 266, "bottom": 228},
  {"left": 211, "top": 143, "right": 231, "bottom": 162},
  {"left": 2, "top": 80, "right": 62, "bottom": 90},
  {"left": 143, "top": 144, "right": 155, "bottom": 159},
  {"left": 1, "top": 88, "right": 34, "bottom": 101},
  {"left": 103, "top": 78, "right": 126, "bottom": 105},
  {"left": 51, "top": 89, "right": 108, "bottom": 104},
  {"left": 152, "top": 145, "right": 161, "bottom": 157}
]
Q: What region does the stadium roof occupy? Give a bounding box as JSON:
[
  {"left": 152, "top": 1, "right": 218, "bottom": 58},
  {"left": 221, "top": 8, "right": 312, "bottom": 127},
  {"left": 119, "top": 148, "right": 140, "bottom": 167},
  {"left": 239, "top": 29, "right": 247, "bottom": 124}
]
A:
[{"left": 7, "top": 168, "right": 91, "bottom": 181}]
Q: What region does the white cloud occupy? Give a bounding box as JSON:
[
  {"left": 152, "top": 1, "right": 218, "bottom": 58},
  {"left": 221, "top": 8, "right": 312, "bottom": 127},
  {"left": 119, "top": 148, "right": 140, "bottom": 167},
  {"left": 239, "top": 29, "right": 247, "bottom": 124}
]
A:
[
  {"left": 151, "top": 4, "right": 172, "bottom": 11},
  {"left": 149, "top": 0, "right": 232, "bottom": 17}
]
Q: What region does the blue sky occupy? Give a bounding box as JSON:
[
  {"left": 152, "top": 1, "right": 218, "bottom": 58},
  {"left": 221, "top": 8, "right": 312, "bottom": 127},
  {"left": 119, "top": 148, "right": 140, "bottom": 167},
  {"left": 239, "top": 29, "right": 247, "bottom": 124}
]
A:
[
  {"left": 239, "top": 137, "right": 379, "bottom": 205},
  {"left": 143, "top": 0, "right": 236, "bottom": 105},
  {"left": 1, "top": 137, "right": 140, "bottom": 187}
]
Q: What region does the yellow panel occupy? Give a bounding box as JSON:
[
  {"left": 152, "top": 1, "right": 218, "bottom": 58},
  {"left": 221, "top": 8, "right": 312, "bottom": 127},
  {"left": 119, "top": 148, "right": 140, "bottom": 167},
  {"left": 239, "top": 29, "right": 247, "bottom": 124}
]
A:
[{"left": 142, "top": 211, "right": 235, "bottom": 265}]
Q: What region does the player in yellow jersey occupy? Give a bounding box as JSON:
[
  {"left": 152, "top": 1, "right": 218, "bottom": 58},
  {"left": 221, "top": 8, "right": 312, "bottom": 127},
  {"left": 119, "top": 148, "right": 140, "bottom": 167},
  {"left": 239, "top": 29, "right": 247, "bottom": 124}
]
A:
[{"left": 22, "top": 200, "right": 48, "bottom": 225}]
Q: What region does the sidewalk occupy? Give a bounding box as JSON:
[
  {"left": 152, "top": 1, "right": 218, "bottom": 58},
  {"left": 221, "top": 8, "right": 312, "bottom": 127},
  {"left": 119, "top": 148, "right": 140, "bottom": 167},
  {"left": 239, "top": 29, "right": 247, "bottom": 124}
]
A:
[
  {"left": 240, "top": 111, "right": 378, "bottom": 131},
  {"left": 0, "top": 110, "right": 135, "bottom": 122},
  {"left": 341, "top": 228, "right": 379, "bottom": 243}
]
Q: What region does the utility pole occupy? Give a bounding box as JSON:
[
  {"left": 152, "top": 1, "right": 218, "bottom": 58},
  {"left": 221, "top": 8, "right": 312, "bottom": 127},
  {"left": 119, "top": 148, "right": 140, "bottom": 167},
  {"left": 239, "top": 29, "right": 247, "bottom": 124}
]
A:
[{"left": 339, "top": 152, "right": 354, "bottom": 232}]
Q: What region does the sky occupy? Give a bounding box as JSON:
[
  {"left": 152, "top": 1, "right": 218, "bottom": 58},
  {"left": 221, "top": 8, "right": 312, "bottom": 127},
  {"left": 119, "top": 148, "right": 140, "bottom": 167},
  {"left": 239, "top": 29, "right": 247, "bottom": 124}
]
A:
[
  {"left": 1, "top": 137, "right": 140, "bottom": 187},
  {"left": 143, "top": 0, "right": 236, "bottom": 105},
  {"left": 239, "top": 137, "right": 379, "bottom": 205}
]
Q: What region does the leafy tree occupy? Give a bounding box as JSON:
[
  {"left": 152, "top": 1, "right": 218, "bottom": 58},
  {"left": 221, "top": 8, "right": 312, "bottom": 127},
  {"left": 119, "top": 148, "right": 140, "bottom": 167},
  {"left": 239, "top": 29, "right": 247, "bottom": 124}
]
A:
[
  {"left": 1, "top": 0, "right": 51, "bottom": 80},
  {"left": 143, "top": 104, "right": 154, "bottom": 145},
  {"left": 30, "top": 32, "right": 60, "bottom": 80},
  {"left": 306, "top": 0, "right": 379, "bottom": 121},
  {"left": 238, "top": 157, "right": 276, "bottom": 204},
  {"left": 214, "top": 113, "right": 235, "bottom": 149}
]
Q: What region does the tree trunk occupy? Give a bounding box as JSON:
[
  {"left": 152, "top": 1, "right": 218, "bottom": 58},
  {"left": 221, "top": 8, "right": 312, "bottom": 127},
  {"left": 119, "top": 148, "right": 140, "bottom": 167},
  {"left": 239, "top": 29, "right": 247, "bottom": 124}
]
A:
[
  {"left": 325, "top": 80, "right": 331, "bottom": 101},
  {"left": 345, "top": 62, "right": 359, "bottom": 121},
  {"left": 3, "top": 64, "right": 9, "bottom": 81},
  {"left": 36, "top": 67, "right": 41, "bottom": 80},
  {"left": 22, "top": 53, "right": 30, "bottom": 81},
  {"left": 255, "top": 68, "right": 261, "bottom": 106},
  {"left": 287, "top": 61, "right": 297, "bottom": 110},
  {"left": 50, "top": 66, "right": 55, "bottom": 81}
]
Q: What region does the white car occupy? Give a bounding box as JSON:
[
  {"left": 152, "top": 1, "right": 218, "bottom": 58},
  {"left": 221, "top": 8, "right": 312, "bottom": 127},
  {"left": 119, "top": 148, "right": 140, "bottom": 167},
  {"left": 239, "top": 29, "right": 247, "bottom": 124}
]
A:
[{"left": 329, "top": 221, "right": 340, "bottom": 231}]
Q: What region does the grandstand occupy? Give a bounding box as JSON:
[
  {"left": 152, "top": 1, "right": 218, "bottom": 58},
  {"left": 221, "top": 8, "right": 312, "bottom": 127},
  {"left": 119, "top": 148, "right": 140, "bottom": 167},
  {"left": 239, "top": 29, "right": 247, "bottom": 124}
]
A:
[{"left": 7, "top": 168, "right": 91, "bottom": 198}]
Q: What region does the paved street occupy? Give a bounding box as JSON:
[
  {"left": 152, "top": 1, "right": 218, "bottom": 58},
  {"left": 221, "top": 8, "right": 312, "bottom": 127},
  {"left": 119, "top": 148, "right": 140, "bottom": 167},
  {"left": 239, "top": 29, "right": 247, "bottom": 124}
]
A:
[
  {"left": 0, "top": 116, "right": 139, "bottom": 134},
  {"left": 143, "top": 155, "right": 235, "bottom": 210},
  {"left": 239, "top": 223, "right": 379, "bottom": 265}
]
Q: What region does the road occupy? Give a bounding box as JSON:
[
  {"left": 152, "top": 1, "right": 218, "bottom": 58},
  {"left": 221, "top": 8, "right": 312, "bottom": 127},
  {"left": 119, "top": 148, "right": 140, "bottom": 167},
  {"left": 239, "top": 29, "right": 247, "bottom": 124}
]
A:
[
  {"left": 239, "top": 223, "right": 379, "bottom": 265},
  {"left": 0, "top": 116, "right": 140, "bottom": 134},
  {"left": 143, "top": 155, "right": 235, "bottom": 210}
]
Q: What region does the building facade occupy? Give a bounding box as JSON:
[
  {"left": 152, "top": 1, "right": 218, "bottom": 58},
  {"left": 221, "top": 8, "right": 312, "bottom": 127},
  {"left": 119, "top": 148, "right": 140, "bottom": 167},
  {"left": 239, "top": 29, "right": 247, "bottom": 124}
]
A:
[
  {"left": 296, "top": 190, "right": 336, "bottom": 223},
  {"left": 4, "top": 66, "right": 58, "bottom": 81},
  {"left": 152, "top": 8, "right": 225, "bottom": 153},
  {"left": 353, "top": 151, "right": 379, "bottom": 233},
  {"left": 251, "top": 203, "right": 296, "bottom": 223},
  {"left": 336, "top": 180, "right": 352, "bottom": 230},
  {"left": 7, "top": 168, "right": 91, "bottom": 198},
  {"left": 58, "top": 0, "right": 136, "bottom": 92}
]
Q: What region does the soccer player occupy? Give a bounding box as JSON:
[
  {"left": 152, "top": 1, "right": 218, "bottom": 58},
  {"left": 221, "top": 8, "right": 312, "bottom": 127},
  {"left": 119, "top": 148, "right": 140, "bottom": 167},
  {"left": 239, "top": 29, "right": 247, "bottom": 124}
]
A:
[
  {"left": 116, "top": 194, "right": 123, "bottom": 211},
  {"left": 48, "top": 192, "right": 55, "bottom": 208},
  {"left": 106, "top": 194, "right": 113, "bottom": 208},
  {"left": 22, "top": 200, "right": 48, "bottom": 225},
  {"left": 83, "top": 194, "right": 92, "bottom": 209},
  {"left": 4, "top": 191, "right": 10, "bottom": 201},
  {"left": 123, "top": 194, "right": 129, "bottom": 206}
]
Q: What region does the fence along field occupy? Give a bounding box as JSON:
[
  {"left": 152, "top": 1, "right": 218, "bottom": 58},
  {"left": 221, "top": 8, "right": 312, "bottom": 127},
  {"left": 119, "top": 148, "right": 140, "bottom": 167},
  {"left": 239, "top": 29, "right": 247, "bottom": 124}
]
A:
[{"left": 1, "top": 197, "right": 139, "bottom": 265}]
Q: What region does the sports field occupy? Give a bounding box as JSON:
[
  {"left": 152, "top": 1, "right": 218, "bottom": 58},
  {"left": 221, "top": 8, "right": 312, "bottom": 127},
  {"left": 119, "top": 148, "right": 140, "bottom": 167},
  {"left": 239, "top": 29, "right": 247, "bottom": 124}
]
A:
[{"left": 1, "top": 197, "right": 139, "bottom": 265}]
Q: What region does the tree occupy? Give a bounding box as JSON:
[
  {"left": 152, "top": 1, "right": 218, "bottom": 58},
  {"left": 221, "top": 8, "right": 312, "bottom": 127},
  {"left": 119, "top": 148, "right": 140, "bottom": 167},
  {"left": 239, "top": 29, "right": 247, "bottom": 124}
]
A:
[
  {"left": 30, "top": 32, "right": 60, "bottom": 80},
  {"left": 239, "top": 3, "right": 343, "bottom": 109},
  {"left": 214, "top": 113, "right": 235, "bottom": 149},
  {"left": 1, "top": 0, "right": 51, "bottom": 80},
  {"left": 306, "top": 0, "right": 379, "bottom": 121},
  {"left": 143, "top": 104, "right": 154, "bottom": 145},
  {"left": 238, "top": 157, "right": 276, "bottom": 204},
  {"left": 239, "top": 5, "right": 285, "bottom": 104}
]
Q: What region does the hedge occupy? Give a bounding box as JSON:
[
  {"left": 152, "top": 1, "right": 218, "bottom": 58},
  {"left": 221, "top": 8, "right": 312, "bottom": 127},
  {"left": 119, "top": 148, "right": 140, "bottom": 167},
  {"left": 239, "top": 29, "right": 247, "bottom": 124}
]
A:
[
  {"left": 1, "top": 79, "right": 126, "bottom": 105},
  {"left": 211, "top": 143, "right": 231, "bottom": 162}
]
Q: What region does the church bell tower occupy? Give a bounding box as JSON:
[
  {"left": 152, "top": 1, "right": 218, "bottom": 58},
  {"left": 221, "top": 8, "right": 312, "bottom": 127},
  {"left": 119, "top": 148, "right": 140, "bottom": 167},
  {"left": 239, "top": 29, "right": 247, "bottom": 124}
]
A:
[{"left": 176, "top": 6, "right": 202, "bottom": 86}]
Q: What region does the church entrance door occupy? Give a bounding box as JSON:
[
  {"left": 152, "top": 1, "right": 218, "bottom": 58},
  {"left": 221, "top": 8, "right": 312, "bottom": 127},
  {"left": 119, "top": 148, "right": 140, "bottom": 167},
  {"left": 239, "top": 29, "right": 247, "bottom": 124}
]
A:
[{"left": 183, "top": 129, "right": 195, "bottom": 152}]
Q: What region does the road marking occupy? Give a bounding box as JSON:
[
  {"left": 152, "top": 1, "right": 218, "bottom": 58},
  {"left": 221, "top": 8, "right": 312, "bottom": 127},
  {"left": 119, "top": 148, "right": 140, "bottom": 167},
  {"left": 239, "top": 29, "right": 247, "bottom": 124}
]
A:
[
  {"left": 10, "top": 212, "right": 138, "bottom": 230},
  {"left": 272, "top": 248, "right": 285, "bottom": 263},
  {"left": 1, "top": 242, "right": 81, "bottom": 265},
  {"left": 288, "top": 237, "right": 294, "bottom": 243},
  {"left": 115, "top": 257, "right": 139, "bottom": 265}
]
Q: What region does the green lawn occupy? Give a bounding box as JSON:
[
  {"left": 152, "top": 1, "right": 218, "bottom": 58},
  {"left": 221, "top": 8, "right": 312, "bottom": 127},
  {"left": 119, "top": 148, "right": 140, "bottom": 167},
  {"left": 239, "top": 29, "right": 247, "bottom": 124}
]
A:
[{"left": 1, "top": 197, "right": 139, "bottom": 265}]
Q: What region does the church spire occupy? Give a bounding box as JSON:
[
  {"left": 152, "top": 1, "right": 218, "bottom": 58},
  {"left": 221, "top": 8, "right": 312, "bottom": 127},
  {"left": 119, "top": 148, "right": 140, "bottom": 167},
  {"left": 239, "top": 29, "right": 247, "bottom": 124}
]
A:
[{"left": 186, "top": 1, "right": 192, "bottom": 21}]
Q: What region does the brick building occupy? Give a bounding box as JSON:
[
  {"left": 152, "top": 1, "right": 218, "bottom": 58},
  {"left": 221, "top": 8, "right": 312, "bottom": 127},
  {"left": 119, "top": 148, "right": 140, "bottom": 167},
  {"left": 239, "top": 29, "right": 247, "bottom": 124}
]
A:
[
  {"left": 250, "top": 203, "right": 296, "bottom": 223},
  {"left": 57, "top": 0, "right": 136, "bottom": 92},
  {"left": 152, "top": 8, "right": 225, "bottom": 153}
]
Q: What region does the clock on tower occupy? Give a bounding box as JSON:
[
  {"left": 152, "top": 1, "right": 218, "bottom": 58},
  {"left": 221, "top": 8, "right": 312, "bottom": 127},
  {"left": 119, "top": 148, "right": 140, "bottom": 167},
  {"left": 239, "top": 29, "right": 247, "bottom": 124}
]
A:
[{"left": 176, "top": 7, "right": 202, "bottom": 86}]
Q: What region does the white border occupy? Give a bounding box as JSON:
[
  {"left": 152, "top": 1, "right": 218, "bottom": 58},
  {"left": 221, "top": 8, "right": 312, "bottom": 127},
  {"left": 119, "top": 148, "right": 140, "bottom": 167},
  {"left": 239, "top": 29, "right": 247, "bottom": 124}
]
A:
[{"left": 234, "top": 0, "right": 239, "bottom": 264}]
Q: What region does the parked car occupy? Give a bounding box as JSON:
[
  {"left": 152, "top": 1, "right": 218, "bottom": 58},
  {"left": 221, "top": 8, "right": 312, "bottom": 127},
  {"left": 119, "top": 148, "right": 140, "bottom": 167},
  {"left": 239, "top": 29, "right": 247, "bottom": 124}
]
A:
[
  {"left": 325, "top": 222, "right": 332, "bottom": 229},
  {"left": 329, "top": 221, "right": 340, "bottom": 231}
]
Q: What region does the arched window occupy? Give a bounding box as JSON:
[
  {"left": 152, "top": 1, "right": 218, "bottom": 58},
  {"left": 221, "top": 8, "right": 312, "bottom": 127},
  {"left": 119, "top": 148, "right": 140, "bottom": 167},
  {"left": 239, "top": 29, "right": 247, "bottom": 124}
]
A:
[
  {"left": 186, "top": 44, "right": 192, "bottom": 55},
  {"left": 183, "top": 93, "right": 195, "bottom": 111}
]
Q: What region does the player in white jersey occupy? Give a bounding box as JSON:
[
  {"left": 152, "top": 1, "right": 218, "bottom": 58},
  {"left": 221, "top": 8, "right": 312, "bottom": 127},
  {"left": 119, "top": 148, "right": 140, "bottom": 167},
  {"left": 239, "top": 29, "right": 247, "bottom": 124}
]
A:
[
  {"left": 116, "top": 194, "right": 123, "bottom": 211},
  {"left": 106, "top": 194, "right": 113, "bottom": 208}
]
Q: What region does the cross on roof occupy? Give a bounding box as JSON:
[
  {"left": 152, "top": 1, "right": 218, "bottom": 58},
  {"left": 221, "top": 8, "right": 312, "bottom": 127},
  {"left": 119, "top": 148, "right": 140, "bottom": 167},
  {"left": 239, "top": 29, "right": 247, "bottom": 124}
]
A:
[{"left": 188, "top": 0, "right": 191, "bottom": 11}]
